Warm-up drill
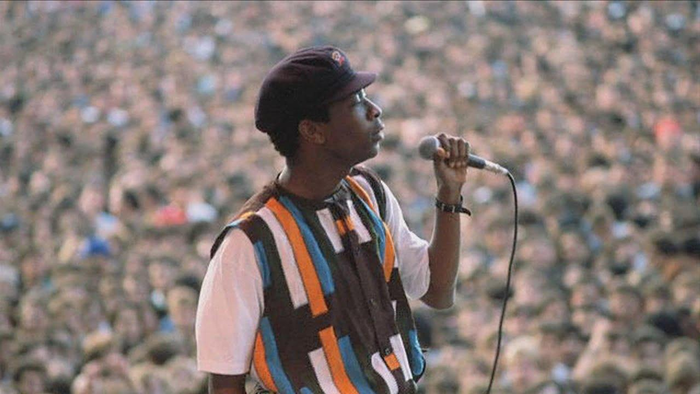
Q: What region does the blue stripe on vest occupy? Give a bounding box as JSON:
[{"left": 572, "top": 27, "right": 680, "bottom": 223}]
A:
[
  {"left": 351, "top": 195, "right": 386, "bottom": 262},
  {"left": 253, "top": 241, "right": 271, "bottom": 288},
  {"left": 259, "top": 317, "right": 295, "bottom": 394},
  {"left": 408, "top": 329, "right": 425, "bottom": 378},
  {"left": 226, "top": 217, "right": 246, "bottom": 228},
  {"left": 300, "top": 388, "right": 313, "bottom": 394},
  {"left": 338, "top": 336, "right": 376, "bottom": 394},
  {"left": 278, "top": 196, "right": 335, "bottom": 295}
]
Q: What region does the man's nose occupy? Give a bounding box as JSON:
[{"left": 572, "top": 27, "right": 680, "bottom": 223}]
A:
[{"left": 367, "top": 99, "right": 382, "bottom": 119}]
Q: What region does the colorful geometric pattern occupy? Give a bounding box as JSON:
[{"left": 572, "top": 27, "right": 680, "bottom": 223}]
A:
[{"left": 211, "top": 167, "right": 425, "bottom": 393}]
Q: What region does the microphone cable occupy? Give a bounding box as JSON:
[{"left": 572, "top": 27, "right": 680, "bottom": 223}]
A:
[{"left": 484, "top": 171, "right": 518, "bottom": 394}]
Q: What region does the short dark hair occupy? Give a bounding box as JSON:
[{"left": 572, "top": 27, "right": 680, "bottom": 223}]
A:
[
  {"left": 268, "top": 104, "right": 331, "bottom": 160},
  {"left": 146, "top": 333, "right": 183, "bottom": 365},
  {"left": 610, "top": 284, "right": 643, "bottom": 304},
  {"left": 581, "top": 380, "right": 622, "bottom": 394},
  {"left": 12, "top": 358, "right": 46, "bottom": 383}
]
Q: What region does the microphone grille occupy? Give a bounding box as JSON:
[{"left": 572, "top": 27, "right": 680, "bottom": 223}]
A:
[{"left": 418, "top": 136, "right": 439, "bottom": 160}]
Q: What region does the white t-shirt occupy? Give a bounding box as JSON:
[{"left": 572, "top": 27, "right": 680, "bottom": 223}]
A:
[{"left": 196, "top": 181, "right": 430, "bottom": 375}]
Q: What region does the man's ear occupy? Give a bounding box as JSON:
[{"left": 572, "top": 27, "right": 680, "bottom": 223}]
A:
[{"left": 298, "top": 119, "right": 326, "bottom": 145}]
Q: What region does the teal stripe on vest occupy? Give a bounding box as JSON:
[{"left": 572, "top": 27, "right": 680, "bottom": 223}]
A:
[
  {"left": 253, "top": 241, "right": 271, "bottom": 289},
  {"left": 278, "top": 196, "right": 335, "bottom": 295},
  {"left": 259, "top": 317, "right": 295, "bottom": 393},
  {"left": 338, "top": 336, "right": 376, "bottom": 394},
  {"left": 407, "top": 329, "right": 425, "bottom": 378}
]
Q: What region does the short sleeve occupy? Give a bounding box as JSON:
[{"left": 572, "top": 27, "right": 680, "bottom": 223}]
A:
[
  {"left": 382, "top": 183, "right": 431, "bottom": 300},
  {"left": 196, "top": 228, "right": 263, "bottom": 375}
]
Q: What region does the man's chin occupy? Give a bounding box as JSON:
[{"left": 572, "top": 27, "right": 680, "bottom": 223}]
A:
[
  {"left": 368, "top": 144, "right": 381, "bottom": 159},
  {"left": 352, "top": 148, "right": 380, "bottom": 167}
]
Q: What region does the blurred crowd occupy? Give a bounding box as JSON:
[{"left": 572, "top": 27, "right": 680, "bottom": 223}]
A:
[{"left": 1, "top": 1, "right": 699, "bottom": 393}]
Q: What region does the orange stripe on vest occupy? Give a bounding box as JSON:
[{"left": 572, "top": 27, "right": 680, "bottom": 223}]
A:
[
  {"left": 319, "top": 327, "right": 359, "bottom": 394},
  {"left": 266, "top": 198, "right": 328, "bottom": 317}
]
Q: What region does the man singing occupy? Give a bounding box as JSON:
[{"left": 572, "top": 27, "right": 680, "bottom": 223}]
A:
[{"left": 196, "top": 46, "right": 472, "bottom": 394}]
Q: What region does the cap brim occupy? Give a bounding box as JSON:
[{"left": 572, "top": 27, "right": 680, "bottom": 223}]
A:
[{"left": 323, "top": 71, "right": 377, "bottom": 104}]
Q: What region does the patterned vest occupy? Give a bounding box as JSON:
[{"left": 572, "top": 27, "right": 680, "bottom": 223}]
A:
[{"left": 210, "top": 167, "right": 425, "bottom": 394}]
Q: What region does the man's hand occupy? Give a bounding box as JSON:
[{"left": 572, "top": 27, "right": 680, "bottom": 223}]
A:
[{"left": 432, "top": 133, "right": 470, "bottom": 204}]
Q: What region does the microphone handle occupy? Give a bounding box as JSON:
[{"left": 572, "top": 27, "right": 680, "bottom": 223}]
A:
[
  {"left": 468, "top": 154, "right": 509, "bottom": 175},
  {"left": 468, "top": 155, "right": 487, "bottom": 170},
  {"left": 418, "top": 136, "right": 509, "bottom": 175}
]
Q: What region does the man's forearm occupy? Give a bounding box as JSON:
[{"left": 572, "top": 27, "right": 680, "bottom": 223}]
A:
[{"left": 423, "top": 187, "right": 462, "bottom": 309}]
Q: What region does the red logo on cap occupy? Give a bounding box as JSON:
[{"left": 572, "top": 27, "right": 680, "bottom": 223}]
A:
[{"left": 331, "top": 51, "right": 345, "bottom": 66}]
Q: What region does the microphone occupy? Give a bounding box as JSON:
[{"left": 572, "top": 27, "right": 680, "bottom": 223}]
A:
[{"left": 418, "top": 136, "right": 509, "bottom": 175}]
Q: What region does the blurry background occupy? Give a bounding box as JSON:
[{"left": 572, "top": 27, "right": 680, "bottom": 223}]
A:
[{"left": 0, "top": 1, "right": 699, "bottom": 393}]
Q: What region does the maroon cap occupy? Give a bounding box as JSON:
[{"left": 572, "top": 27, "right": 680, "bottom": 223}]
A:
[{"left": 255, "top": 46, "right": 376, "bottom": 134}]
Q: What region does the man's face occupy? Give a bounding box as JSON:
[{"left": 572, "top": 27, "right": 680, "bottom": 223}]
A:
[
  {"left": 321, "top": 89, "right": 384, "bottom": 166},
  {"left": 610, "top": 291, "right": 642, "bottom": 322},
  {"left": 539, "top": 332, "right": 559, "bottom": 363},
  {"left": 560, "top": 334, "right": 584, "bottom": 367},
  {"left": 168, "top": 286, "right": 198, "bottom": 329},
  {"left": 115, "top": 308, "right": 142, "bottom": 343},
  {"left": 509, "top": 355, "right": 542, "bottom": 387},
  {"left": 636, "top": 340, "right": 664, "bottom": 369},
  {"left": 572, "top": 307, "right": 599, "bottom": 337},
  {"left": 148, "top": 261, "right": 175, "bottom": 291},
  {"left": 559, "top": 231, "right": 590, "bottom": 264},
  {"left": 570, "top": 283, "right": 600, "bottom": 309},
  {"left": 18, "top": 370, "right": 45, "bottom": 394}
]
